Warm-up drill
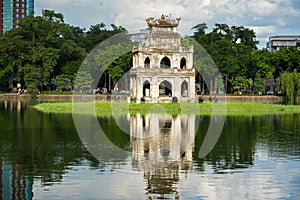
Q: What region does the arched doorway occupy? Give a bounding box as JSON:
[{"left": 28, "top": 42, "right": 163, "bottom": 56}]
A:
[
  {"left": 181, "top": 80, "right": 188, "bottom": 97},
  {"left": 144, "top": 57, "right": 150, "bottom": 69},
  {"left": 143, "top": 80, "right": 150, "bottom": 97},
  {"left": 160, "top": 56, "right": 171, "bottom": 69},
  {"left": 159, "top": 80, "right": 172, "bottom": 97},
  {"left": 180, "top": 57, "right": 186, "bottom": 69}
]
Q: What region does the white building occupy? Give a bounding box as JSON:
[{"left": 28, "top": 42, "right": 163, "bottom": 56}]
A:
[
  {"left": 130, "top": 28, "right": 150, "bottom": 44},
  {"left": 130, "top": 15, "right": 195, "bottom": 103},
  {"left": 267, "top": 35, "right": 300, "bottom": 52}
]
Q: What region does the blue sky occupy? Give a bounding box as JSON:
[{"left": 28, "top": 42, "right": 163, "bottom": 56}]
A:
[{"left": 35, "top": 0, "right": 300, "bottom": 49}]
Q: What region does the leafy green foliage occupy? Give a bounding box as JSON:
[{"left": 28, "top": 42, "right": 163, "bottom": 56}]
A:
[
  {"left": 280, "top": 69, "right": 300, "bottom": 105},
  {"left": 231, "top": 76, "right": 248, "bottom": 92},
  {"left": 271, "top": 47, "right": 300, "bottom": 79},
  {"left": 74, "top": 70, "right": 93, "bottom": 92},
  {"left": 0, "top": 10, "right": 128, "bottom": 93},
  {"left": 191, "top": 23, "right": 259, "bottom": 93},
  {"left": 94, "top": 42, "right": 133, "bottom": 86},
  {"left": 191, "top": 22, "right": 300, "bottom": 97},
  {"left": 61, "top": 60, "right": 82, "bottom": 81},
  {"left": 1, "top": 9, "right": 300, "bottom": 101},
  {"left": 253, "top": 77, "right": 265, "bottom": 92},
  {"left": 251, "top": 49, "right": 275, "bottom": 78},
  {"left": 54, "top": 74, "right": 72, "bottom": 91}
]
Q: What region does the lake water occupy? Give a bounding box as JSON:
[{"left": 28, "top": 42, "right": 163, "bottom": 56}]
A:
[{"left": 0, "top": 100, "right": 300, "bottom": 200}]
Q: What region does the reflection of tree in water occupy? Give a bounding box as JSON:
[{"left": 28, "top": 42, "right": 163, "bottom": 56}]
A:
[
  {"left": 2, "top": 101, "right": 300, "bottom": 198},
  {"left": 193, "top": 114, "right": 300, "bottom": 173},
  {"left": 98, "top": 115, "right": 131, "bottom": 151},
  {"left": 0, "top": 101, "right": 105, "bottom": 189},
  {"left": 193, "top": 115, "right": 256, "bottom": 173},
  {"left": 256, "top": 114, "right": 300, "bottom": 157}
]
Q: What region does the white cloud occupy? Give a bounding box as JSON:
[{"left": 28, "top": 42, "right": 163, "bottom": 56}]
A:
[
  {"left": 246, "top": 24, "right": 278, "bottom": 48},
  {"left": 35, "top": 0, "right": 300, "bottom": 48},
  {"left": 246, "top": 25, "right": 277, "bottom": 35},
  {"left": 248, "top": 0, "right": 278, "bottom": 16}
]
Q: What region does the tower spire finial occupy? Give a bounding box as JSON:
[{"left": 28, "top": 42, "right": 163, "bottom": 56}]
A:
[{"left": 146, "top": 14, "right": 181, "bottom": 28}]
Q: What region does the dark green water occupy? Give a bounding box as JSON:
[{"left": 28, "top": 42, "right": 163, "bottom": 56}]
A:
[{"left": 0, "top": 100, "right": 300, "bottom": 199}]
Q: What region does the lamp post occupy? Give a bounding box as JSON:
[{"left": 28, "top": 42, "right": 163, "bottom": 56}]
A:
[
  {"left": 51, "top": 78, "right": 55, "bottom": 91},
  {"left": 105, "top": 71, "right": 111, "bottom": 93},
  {"left": 16, "top": 56, "right": 24, "bottom": 90},
  {"left": 108, "top": 71, "right": 111, "bottom": 93}
]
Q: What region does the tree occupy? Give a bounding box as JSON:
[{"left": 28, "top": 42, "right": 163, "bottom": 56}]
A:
[
  {"left": 213, "top": 23, "right": 231, "bottom": 40},
  {"left": 61, "top": 60, "right": 82, "bottom": 81},
  {"left": 192, "top": 23, "right": 207, "bottom": 38},
  {"left": 0, "top": 10, "right": 87, "bottom": 93},
  {"left": 280, "top": 69, "right": 300, "bottom": 105},
  {"left": 94, "top": 42, "right": 133, "bottom": 88},
  {"left": 271, "top": 47, "right": 300, "bottom": 79},
  {"left": 108, "top": 51, "right": 132, "bottom": 81},
  {"left": 82, "top": 23, "right": 127, "bottom": 52},
  {"left": 74, "top": 70, "right": 93, "bottom": 93},
  {"left": 23, "top": 46, "right": 59, "bottom": 93},
  {"left": 251, "top": 48, "right": 275, "bottom": 78},
  {"left": 232, "top": 76, "right": 248, "bottom": 93},
  {"left": 253, "top": 77, "right": 265, "bottom": 93},
  {"left": 53, "top": 74, "right": 72, "bottom": 91},
  {"left": 230, "top": 25, "right": 258, "bottom": 49},
  {"left": 191, "top": 23, "right": 259, "bottom": 93},
  {"left": 0, "top": 30, "right": 29, "bottom": 88}
]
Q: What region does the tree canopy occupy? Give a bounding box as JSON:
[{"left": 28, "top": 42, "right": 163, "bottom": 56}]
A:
[
  {"left": 191, "top": 22, "right": 300, "bottom": 95},
  {"left": 1, "top": 10, "right": 300, "bottom": 102},
  {"left": 0, "top": 10, "right": 127, "bottom": 93}
]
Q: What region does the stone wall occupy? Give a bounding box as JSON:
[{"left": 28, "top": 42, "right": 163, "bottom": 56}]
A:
[
  {"left": 0, "top": 94, "right": 32, "bottom": 101},
  {"left": 196, "top": 95, "right": 288, "bottom": 104},
  {"left": 1, "top": 94, "right": 299, "bottom": 104},
  {"left": 36, "top": 94, "right": 125, "bottom": 102}
]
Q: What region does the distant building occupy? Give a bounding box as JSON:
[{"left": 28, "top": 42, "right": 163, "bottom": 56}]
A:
[
  {"left": 267, "top": 35, "right": 300, "bottom": 52},
  {"left": 0, "top": 0, "right": 34, "bottom": 34},
  {"left": 130, "top": 28, "right": 150, "bottom": 44}
]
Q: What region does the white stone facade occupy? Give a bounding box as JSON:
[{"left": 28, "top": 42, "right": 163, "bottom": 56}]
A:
[
  {"left": 130, "top": 15, "right": 195, "bottom": 103},
  {"left": 267, "top": 35, "right": 300, "bottom": 52}
]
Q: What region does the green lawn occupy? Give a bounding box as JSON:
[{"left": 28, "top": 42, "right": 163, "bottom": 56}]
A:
[{"left": 33, "top": 101, "right": 300, "bottom": 116}]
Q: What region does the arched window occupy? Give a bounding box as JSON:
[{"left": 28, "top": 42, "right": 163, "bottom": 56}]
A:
[
  {"left": 160, "top": 56, "right": 171, "bottom": 69},
  {"left": 159, "top": 80, "right": 172, "bottom": 97},
  {"left": 180, "top": 57, "right": 186, "bottom": 69},
  {"left": 144, "top": 57, "right": 150, "bottom": 69},
  {"left": 181, "top": 80, "right": 188, "bottom": 97},
  {"left": 143, "top": 80, "right": 150, "bottom": 97}
]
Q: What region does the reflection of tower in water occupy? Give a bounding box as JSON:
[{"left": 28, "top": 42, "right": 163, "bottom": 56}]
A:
[
  {"left": 130, "top": 114, "right": 196, "bottom": 199},
  {"left": 144, "top": 164, "right": 180, "bottom": 199}
]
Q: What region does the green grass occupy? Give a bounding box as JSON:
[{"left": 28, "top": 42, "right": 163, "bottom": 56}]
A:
[
  {"left": 40, "top": 91, "right": 73, "bottom": 95},
  {"left": 33, "top": 101, "right": 300, "bottom": 116},
  {"left": 225, "top": 102, "right": 300, "bottom": 115}
]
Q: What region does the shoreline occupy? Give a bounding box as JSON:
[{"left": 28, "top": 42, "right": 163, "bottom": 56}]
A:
[
  {"left": 32, "top": 101, "right": 300, "bottom": 116},
  {"left": 1, "top": 94, "right": 299, "bottom": 116},
  {"left": 0, "top": 93, "right": 296, "bottom": 104}
]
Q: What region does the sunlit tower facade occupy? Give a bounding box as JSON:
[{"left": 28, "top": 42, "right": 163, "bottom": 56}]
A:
[{"left": 0, "top": 0, "right": 34, "bottom": 33}]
